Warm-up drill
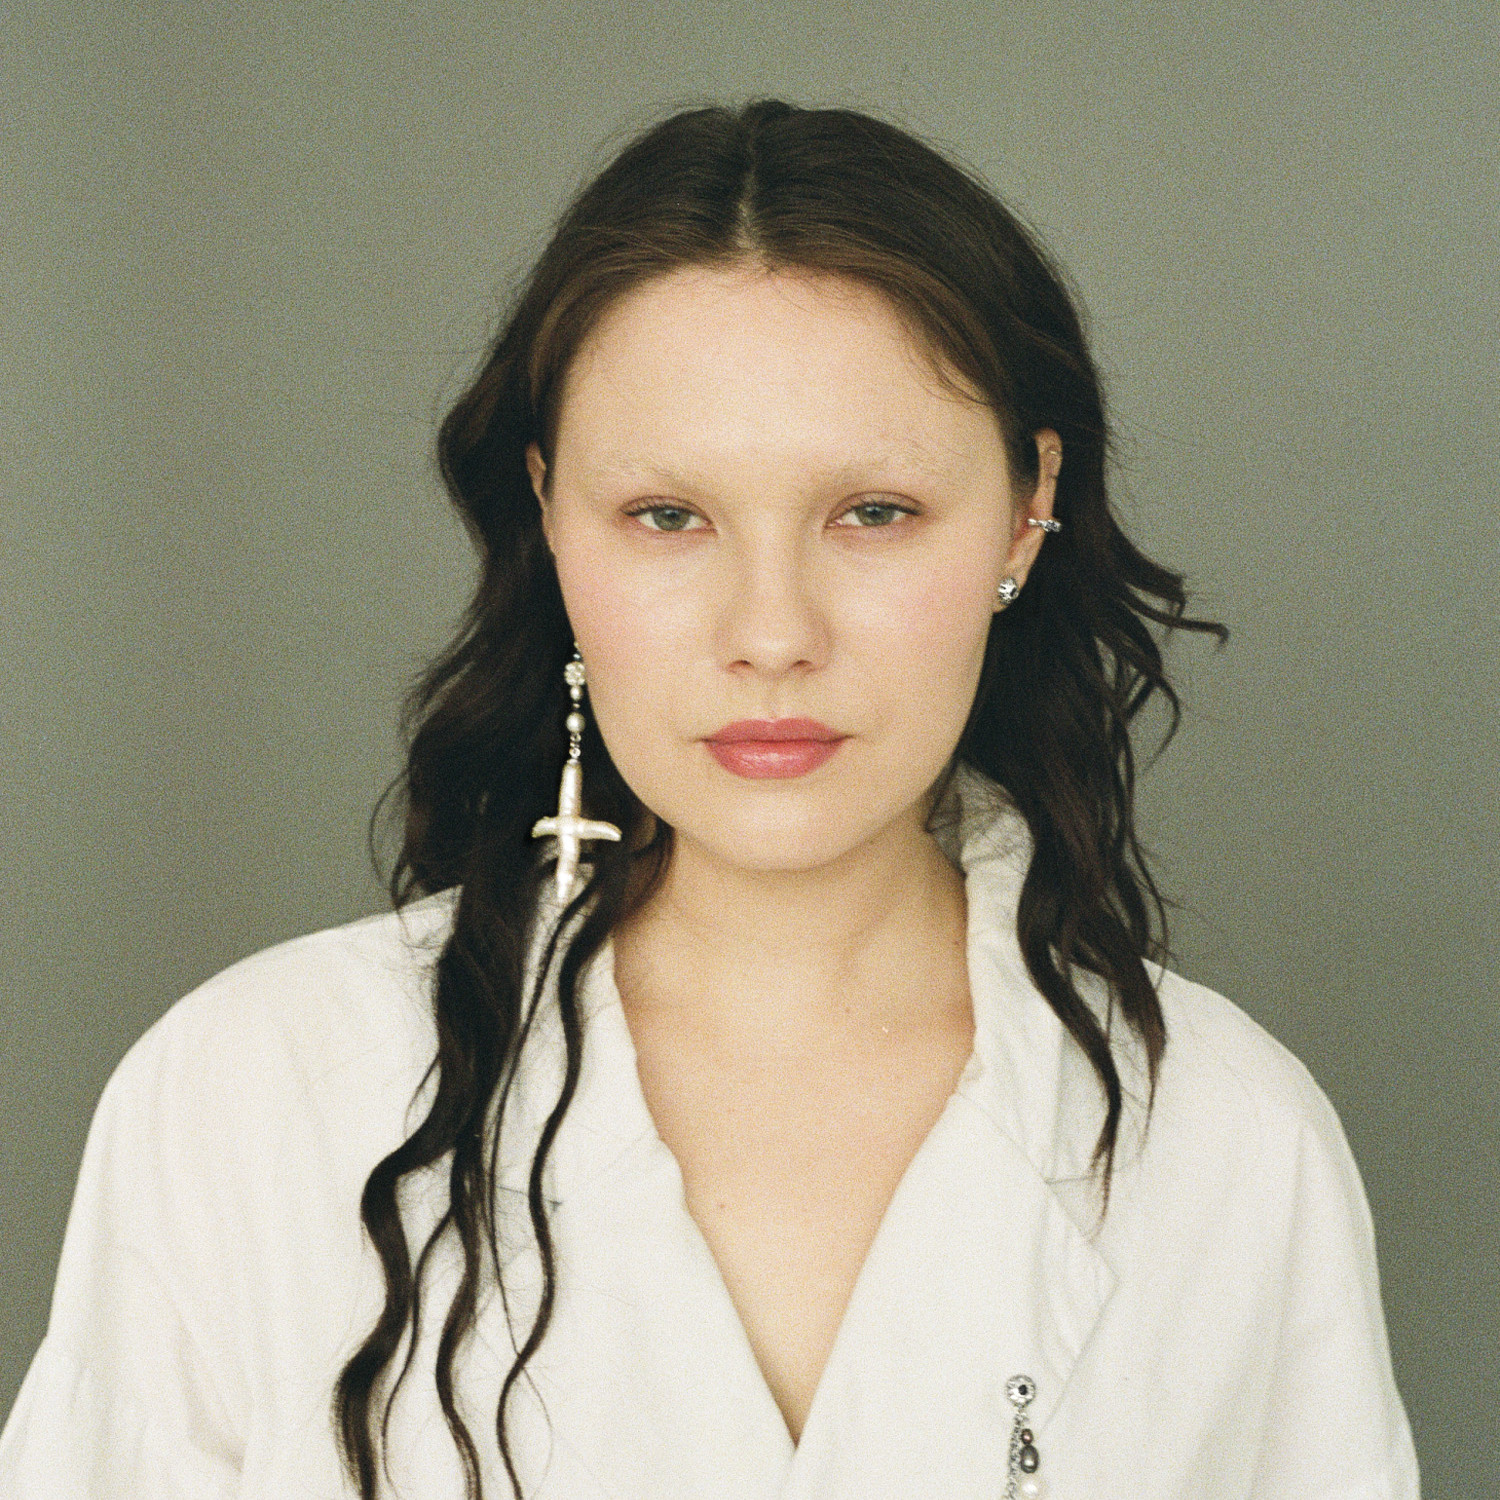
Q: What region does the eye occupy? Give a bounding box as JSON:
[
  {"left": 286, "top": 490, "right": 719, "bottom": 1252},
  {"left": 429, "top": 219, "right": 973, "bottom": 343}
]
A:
[
  {"left": 832, "top": 499, "right": 918, "bottom": 528},
  {"left": 626, "top": 503, "right": 705, "bottom": 533}
]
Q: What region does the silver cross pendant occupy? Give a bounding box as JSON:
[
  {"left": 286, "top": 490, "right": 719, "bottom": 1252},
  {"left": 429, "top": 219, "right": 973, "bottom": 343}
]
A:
[{"left": 531, "top": 757, "right": 621, "bottom": 900}]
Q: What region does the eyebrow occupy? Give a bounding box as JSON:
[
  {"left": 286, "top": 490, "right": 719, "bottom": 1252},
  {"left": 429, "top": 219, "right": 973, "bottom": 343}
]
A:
[{"left": 587, "top": 448, "right": 956, "bottom": 490}]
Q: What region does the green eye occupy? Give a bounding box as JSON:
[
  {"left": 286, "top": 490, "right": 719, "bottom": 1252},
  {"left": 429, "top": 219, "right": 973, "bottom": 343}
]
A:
[
  {"left": 637, "top": 506, "right": 697, "bottom": 531},
  {"left": 841, "top": 502, "right": 908, "bottom": 527}
]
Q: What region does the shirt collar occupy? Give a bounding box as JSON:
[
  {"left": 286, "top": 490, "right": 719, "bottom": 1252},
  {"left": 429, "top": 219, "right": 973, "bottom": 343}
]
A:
[
  {"left": 469, "top": 768, "right": 1120, "bottom": 1483},
  {"left": 496, "top": 763, "right": 1121, "bottom": 1208}
]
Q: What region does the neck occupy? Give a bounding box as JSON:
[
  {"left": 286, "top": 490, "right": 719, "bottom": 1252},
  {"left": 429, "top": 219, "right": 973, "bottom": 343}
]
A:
[{"left": 613, "top": 803, "right": 968, "bottom": 1039}]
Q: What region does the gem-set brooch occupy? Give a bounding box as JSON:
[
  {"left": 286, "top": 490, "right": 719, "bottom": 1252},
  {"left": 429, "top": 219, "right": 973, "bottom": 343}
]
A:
[{"left": 1004, "top": 1374, "right": 1044, "bottom": 1499}]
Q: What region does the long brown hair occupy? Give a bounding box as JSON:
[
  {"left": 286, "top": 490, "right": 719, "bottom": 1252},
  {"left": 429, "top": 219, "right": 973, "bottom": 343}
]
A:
[{"left": 335, "top": 98, "right": 1226, "bottom": 1499}]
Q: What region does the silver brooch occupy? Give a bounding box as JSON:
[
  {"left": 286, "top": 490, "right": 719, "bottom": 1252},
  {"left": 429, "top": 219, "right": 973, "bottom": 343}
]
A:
[{"left": 1004, "top": 1375, "right": 1044, "bottom": 1498}]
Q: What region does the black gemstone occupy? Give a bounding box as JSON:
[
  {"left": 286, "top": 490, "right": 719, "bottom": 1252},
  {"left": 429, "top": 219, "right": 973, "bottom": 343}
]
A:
[
  {"left": 1019, "top": 1445, "right": 1040, "bottom": 1473},
  {"left": 1020, "top": 1429, "right": 1033, "bottom": 1445}
]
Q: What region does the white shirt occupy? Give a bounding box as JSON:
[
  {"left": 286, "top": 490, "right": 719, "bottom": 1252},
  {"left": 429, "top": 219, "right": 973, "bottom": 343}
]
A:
[{"left": 0, "top": 783, "right": 1419, "bottom": 1498}]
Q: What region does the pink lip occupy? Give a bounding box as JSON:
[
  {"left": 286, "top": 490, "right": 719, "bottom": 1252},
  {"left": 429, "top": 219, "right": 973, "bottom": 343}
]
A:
[
  {"left": 704, "top": 719, "right": 847, "bottom": 779},
  {"left": 708, "top": 718, "right": 842, "bottom": 743}
]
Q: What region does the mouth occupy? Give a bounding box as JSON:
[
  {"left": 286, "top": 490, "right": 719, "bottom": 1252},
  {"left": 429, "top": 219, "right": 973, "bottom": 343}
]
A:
[{"left": 703, "top": 719, "right": 848, "bottom": 780}]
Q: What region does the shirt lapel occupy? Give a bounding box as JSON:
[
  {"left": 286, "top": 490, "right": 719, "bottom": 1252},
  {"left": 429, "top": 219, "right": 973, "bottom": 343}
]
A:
[
  {"left": 783, "top": 786, "right": 1119, "bottom": 1496},
  {"left": 473, "top": 768, "right": 1119, "bottom": 1498},
  {"left": 470, "top": 912, "right": 797, "bottom": 1498}
]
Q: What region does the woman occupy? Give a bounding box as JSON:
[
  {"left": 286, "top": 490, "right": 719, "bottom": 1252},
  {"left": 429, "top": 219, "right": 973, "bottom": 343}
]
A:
[{"left": 0, "top": 101, "right": 1417, "bottom": 1499}]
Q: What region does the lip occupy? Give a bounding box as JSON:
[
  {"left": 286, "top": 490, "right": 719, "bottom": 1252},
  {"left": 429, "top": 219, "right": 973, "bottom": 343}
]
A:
[
  {"left": 703, "top": 719, "right": 848, "bottom": 780},
  {"left": 706, "top": 718, "right": 843, "bottom": 744}
]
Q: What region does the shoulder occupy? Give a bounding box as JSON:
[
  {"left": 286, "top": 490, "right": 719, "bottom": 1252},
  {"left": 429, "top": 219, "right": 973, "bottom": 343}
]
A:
[
  {"left": 145, "top": 892, "right": 452, "bottom": 1064},
  {"left": 25, "top": 895, "right": 465, "bottom": 1455},
  {"left": 51, "top": 895, "right": 461, "bottom": 1343},
  {"left": 1104, "top": 966, "right": 1375, "bottom": 1258},
  {"left": 1151, "top": 966, "right": 1344, "bottom": 1141},
  {"left": 96, "top": 893, "right": 458, "bottom": 1176}
]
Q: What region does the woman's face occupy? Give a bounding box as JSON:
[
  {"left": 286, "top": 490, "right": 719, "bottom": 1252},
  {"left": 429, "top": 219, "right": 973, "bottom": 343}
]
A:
[{"left": 528, "top": 263, "right": 1055, "bottom": 876}]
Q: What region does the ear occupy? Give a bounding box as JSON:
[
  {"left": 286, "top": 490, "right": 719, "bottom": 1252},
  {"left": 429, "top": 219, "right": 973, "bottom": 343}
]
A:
[
  {"left": 994, "top": 429, "right": 1063, "bottom": 610},
  {"left": 525, "top": 442, "right": 554, "bottom": 551}
]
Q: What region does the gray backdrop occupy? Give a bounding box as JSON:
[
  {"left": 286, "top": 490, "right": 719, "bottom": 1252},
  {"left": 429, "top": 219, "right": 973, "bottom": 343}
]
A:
[{"left": 3, "top": 2, "right": 1496, "bottom": 1492}]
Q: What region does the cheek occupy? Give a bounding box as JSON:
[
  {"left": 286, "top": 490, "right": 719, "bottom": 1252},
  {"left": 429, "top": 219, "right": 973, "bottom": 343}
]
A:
[
  {"left": 556, "top": 550, "right": 677, "bottom": 652},
  {"left": 850, "top": 554, "right": 996, "bottom": 723},
  {"left": 550, "top": 530, "right": 696, "bottom": 743}
]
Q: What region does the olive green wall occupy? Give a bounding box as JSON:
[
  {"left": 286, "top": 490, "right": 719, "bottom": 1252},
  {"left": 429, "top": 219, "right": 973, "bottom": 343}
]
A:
[{"left": 3, "top": 2, "right": 1495, "bottom": 1489}]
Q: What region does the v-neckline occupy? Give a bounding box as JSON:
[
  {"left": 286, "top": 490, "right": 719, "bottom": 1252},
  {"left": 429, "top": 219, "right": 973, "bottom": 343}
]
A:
[
  {"left": 482, "top": 776, "right": 1120, "bottom": 1496},
  {"left": 555, "top": 924, "right": 1114, "bottom": 1498},
  {"left": 601, "top": 950, "right": 987, "bottom": 1454}
]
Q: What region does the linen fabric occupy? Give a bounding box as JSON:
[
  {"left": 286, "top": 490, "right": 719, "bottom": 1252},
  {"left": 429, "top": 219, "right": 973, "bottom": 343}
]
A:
[{"left": 0, "top": 777, "right": 1420, "bottom": 1498}]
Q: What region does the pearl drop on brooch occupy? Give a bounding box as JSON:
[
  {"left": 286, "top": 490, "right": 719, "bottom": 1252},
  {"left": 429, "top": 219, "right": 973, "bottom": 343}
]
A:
[{"left": 1018, "top": 1477, "right": 1046, "bottom": 1499}]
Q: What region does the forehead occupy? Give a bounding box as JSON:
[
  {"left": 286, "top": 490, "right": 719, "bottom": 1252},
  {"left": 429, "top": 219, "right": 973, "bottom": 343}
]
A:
[{"left": 553, "top": 264, "right": 1004, "bottom": 487}]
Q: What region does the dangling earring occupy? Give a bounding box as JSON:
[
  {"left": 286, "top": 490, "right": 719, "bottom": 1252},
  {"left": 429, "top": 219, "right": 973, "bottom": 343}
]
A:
[
  {"left": 530, "top": 646, "right": 622, "bottom": 900},
  {"left": 996, "top": 576, "right": 1021, "bottom": 606}
]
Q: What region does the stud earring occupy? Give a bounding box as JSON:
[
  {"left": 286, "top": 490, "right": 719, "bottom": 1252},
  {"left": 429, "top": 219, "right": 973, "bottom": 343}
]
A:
[
  {"left": 530, "top": 646, "right": 622, "bottom": 900},
  {"left": 996, "top": 576, "right": 1021, "bottom": 606}
]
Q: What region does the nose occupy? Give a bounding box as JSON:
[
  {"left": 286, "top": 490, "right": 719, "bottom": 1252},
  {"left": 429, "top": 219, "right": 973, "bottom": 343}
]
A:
[{"left": 715, "top": 532, "right": 830, "bottom": 680}]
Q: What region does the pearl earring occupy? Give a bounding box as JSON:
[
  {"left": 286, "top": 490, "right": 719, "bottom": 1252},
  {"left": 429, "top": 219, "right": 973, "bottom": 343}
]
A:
[{"left": 530, "top": 647, "right": 622, "bottom": 900}]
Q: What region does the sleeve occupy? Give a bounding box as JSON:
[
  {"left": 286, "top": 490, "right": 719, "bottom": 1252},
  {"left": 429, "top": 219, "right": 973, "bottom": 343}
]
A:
[
  {"left": 0, "top": 1028, "right": 245, "bottom": 1499},
  {"left": 1248, "top": 1096, "right": 1421, "bottom": 1499}
]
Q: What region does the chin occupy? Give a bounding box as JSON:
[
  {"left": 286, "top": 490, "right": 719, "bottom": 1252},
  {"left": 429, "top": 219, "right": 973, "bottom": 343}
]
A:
[
  {"left": 666, "top": 785, "right": 922, "bottom": 876},
  {"left": 681, "top": 829, "right": 866, "bottom": 876}
]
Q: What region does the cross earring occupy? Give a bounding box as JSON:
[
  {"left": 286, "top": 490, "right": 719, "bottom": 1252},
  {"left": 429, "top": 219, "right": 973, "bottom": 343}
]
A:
[{"left": 531, "top": 647, "right": 622, "bottom": 900}]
